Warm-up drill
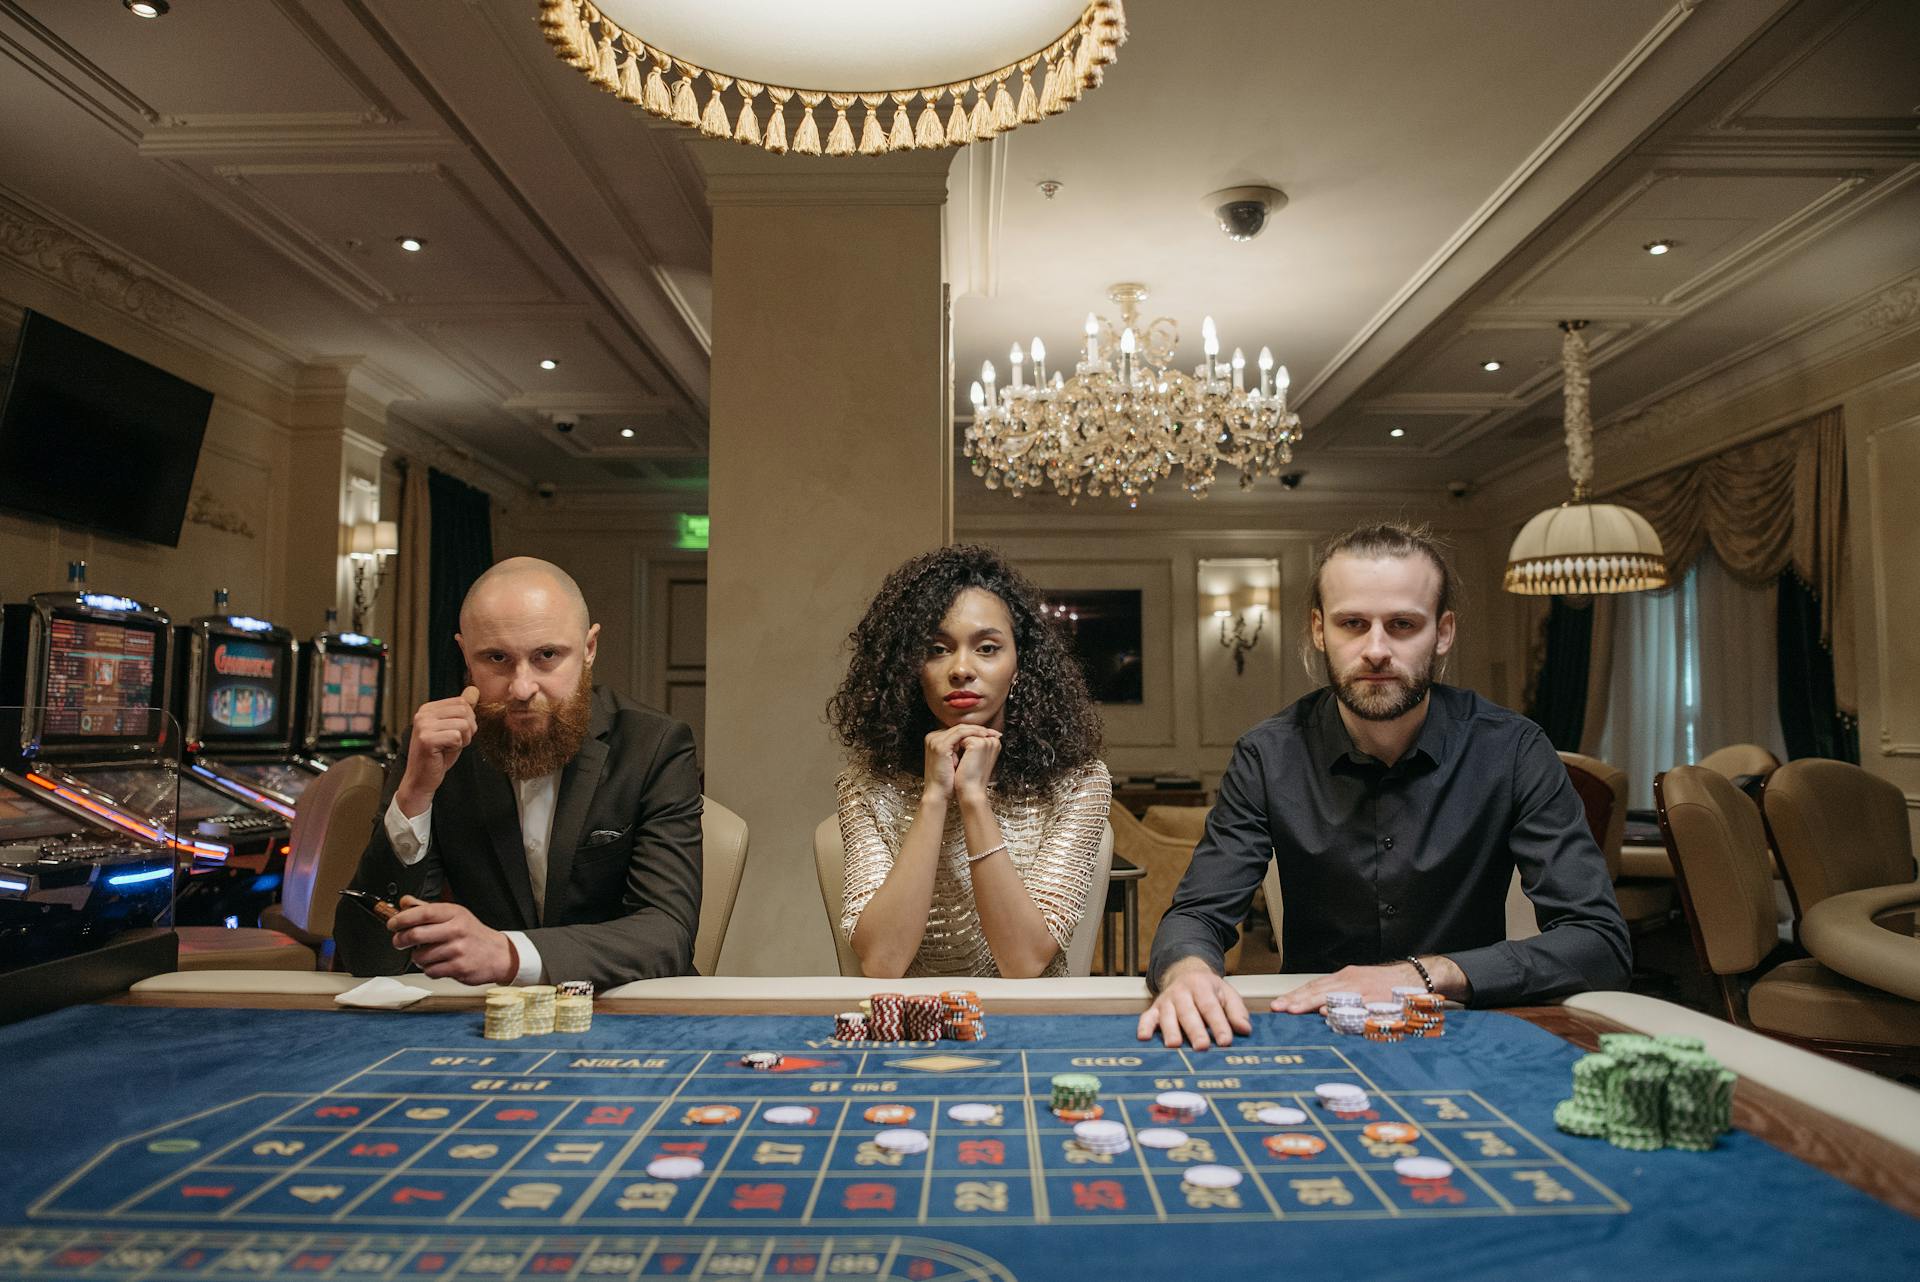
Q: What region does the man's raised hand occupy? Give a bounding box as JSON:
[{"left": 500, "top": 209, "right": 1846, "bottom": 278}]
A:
[{"left": 395, "top": 686, "right": 479, "bottom": 816}]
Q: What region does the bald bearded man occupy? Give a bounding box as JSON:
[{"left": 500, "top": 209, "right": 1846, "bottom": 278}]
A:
[{"left": 336, "top": 557, "right": 703, "bottom": 990}]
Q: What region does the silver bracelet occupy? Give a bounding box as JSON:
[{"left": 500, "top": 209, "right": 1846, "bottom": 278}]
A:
[{"left": 966, "top": 841, "right": 1007, "bottom": 864}]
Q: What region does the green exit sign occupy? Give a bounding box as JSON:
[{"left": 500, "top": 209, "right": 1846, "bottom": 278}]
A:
[{"left": 676, "top": 513, "right": 710, "bottom": 550}]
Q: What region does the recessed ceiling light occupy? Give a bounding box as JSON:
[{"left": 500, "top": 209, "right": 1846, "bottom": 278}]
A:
[
  {"left": 124, "top": 0, "right": 169, "bottom": 16},
  {"left": 397, "top": 236, "right": 425, "bottom": 253},
  {"left": 539, "top": 358, "right": 558, "bottom": 370},
  {"left": 1480, "top": 359, "right": 1503, "bottom": 372},
  {"left": 1389, "top": 427, "right": 1407, "bottom": 439},
  {"left": 1643, "top": 239, "right": 1674, "bottom": 256},
  {"left": 620, "top": 427, "right": 635, "bottom": 438}
]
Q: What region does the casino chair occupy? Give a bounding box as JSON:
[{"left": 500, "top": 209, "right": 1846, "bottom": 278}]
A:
[
  {"left": 693, "top": 796, "right": 750, "bottom": 976},
  {"left": 254, "top": 754, "right": 386, "bottom": 969},
  {"left": 812, "top": 814, "right": 1115, "bottom": 978},
  {"left": 1698, "top": 743, "right": 1782, "bottom": 782},
  {"left": 1655, "top": 765, "right": 1920, "bottom": 1075},
  {"left": 1108, "top": 803, "right": 1203, "bottom": 973},
  {"left": 1760, "top": 760, "right": 1918, "bottom": 937}
]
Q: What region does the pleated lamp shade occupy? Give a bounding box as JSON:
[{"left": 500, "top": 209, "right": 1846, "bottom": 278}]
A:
[{"left": 1503, "top": 501, "right": 1668, "bottom": 595}]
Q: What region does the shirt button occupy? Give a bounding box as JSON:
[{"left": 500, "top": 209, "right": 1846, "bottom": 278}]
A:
[
  {"left": 1382, "top": 904, "right": 1398, "bottom": 916},
  {"left": 1383, "top": 836, "right": 1395, "bottom": 850}
]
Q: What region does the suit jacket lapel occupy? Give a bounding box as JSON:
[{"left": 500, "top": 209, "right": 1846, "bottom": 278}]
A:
[
  {"left": 540, "top": 688, "right": 614, "bottom": 927},
  {"left": 473, "top": 764, "right": 539, "bottom": 928}
]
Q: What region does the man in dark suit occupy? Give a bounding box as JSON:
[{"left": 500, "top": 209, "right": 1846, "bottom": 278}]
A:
[{"left": 337, "top": 557, "right": 702, "bottom": 990}]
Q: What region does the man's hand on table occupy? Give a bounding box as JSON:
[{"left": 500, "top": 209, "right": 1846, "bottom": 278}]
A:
[
  {"left": 1136, "top": 957, "right": 1253, "bottom": 1050},
  {"left": 1269, "top": 956, "right": 1468, "bottom": 1013},
  {"left": 388, "top": 894, "right": 517, "bottom": 985}
]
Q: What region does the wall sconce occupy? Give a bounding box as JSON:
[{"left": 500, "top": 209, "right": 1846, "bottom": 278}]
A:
[
  {"left": 1214, "top": 586, "right": 1268, "bottom": 676},
  {"left": 346, "top": 518, "right": 399, "bottom": 633}
]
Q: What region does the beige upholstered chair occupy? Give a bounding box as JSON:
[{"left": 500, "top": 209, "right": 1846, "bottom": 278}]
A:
[
  {"left": 693, "top": 796, "right": 749, "bottom": 976},
  {"left": 813, "top": 813, "right": 1114, "bottom": 978},
  {"left": 1656, "top": 765, "right": 1920, "bottom": 1071},
  {"left": 1762, "top": 760, "right": 1917, "bottom": 927},
  {"left": 1109, "top": 804, "right": 1203, "bottom": 973},
  {"left": 1141, "top": 804, "right": 1210, "bottom": 845},
  {"left": 1697, "top": 743, "right": 1781, "bottom": 781},
  {"left": 1558, "top": 752, "right": 1626, "bottom": 880},
  {"left": 257, "top": 755, "right": 386, "bottom": 966}
]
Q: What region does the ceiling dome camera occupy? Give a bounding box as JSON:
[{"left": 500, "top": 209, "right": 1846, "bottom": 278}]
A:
[{"left": 1203, "top": 185, "right": 1288, "bottom": 242}]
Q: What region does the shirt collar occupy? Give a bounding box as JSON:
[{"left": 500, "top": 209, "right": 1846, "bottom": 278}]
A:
[{"left": 1310, "top": 684, "right": 1458, "bottom": 775}]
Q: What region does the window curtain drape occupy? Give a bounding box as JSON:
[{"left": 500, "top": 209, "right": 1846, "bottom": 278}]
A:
[
  {"left": 1778, "top": 568, "right": 1859, "bottom": 763},
  {"left": 426, "top": 468, "right": 494, "bottom": 702},
  {"left": 387, "top": 460, "right": 432, "bottom": 730},
  {"left": 1524, "top": 597, "right": 1593, "bottom": 751}
]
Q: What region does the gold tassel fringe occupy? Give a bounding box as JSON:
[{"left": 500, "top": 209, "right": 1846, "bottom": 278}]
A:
[
  {"left": 589, "top": 34, "right": 619, "bottom": 91},
  {"left": 699, "top": 73, "right": 733, "bottom": 138},
  {"left": 643, "top": 53, "right": 671, "bottom": 116},
  {"left": 968, "top": 80, "right": 994, "bottom": 139},
  {"left": 669, "top": 63, "right": 700, "bottom": 125},
  {"left": 1016, "top": 62, "right": 1040, "bottom": 123},
  {"left": 887, "top": 92, "right": 916, "bottom": 151},
  {"left": 825, "top": 93, "right": 856, "bottom": 155},
  {"left": 615, "top": 40, "right": 646, "bottom": 104},
  {"left": 914, "top": 92, "right": 944, "bottom": 148},
  {"left": 763, "top": 86, "right": 791, "bottom": 153},
  {"left": 733, "top": 82, "right": 763, "bottom": 147},
  {"left": 858, "top": 94, "right": 887, "bottom": 155},
  {"left": 793, "top": 91, "right": 823, "bottom": 155}
]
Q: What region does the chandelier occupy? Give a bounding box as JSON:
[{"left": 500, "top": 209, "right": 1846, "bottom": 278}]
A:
[
  {"left": 965, "top": 283, "right": 1302, "bottom": 506},
  {"left": 536, "top": 0, "right": 1126, "bottom": 157},
  {"left": 1504, "top": 322, "right": 1669, "bottom": 594}
]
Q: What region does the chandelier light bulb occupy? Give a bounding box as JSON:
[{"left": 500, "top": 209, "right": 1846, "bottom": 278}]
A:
[
  {"left": 981, "top": 359, "right": 996, "bottom": 386},
  {"left": 1276, "top": 364, "right": 1291, "bottom": 393},
  {"left": 969, "top": 380, "right": 984, "bottom": 408},
  {"left": 1120, "top": 328, "right": 1137, "bottom": 354},
  {"left": 1258, "top": 346, "right": 1273, "bottom": 371},
  {"left": 1030, "top": 337, "right": 1045, "bottom": 365},
  {"left": 1084, "top": 314, "right": 1099, "bottom": 336},
  {"left": 1053, "top": 370, "right": 1064, "bottom": 389},
  {"left": 1009, "top": 343, "right": 1023, "bottom": 365},
  {"left": 1231, "top": 348, "right": 1245, "bottom": 369},
  {"left": 1202, "top": 316, "right": 1219, "bottom": 358}
]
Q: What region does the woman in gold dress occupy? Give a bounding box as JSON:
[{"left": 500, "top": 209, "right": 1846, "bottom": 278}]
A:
[{"left": 828, "top": 545, "right": 1110, "bottom": 978}]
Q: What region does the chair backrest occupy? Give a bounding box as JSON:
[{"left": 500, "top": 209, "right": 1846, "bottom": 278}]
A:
[
  {"left": 1141, "top": 804, "right": 1209, "bottom": 844},
  {"left": 279, "top": 755, "right": 386, "bottom": 937},
  {"left": 1261, "top": 861, "right": 1284, "bottom": 967},
  {"left": 813, "top": 814, "right": 1117, "bottom": 979},
  {"left": 1107, "top": 803, "right": 1202, "bottom": 961},
  {"left": 814, "top": 815, "right": 866, "bottom": 977},
  {"left": 1697, "top": 743, "right": 1781, "bottom": 781},
  {"left": 1763, "top": 760, "right": 1917, "bottom": 916},
  {"left": 1655, "top": 765, "right": 1778, "bottom": 977},
  {"left": 1558, "top": 751, "right": 1627, "bottom": 881},
  {"left": 693, "top": 796, "right": 749, "bottom": 976},
  {"left": 1061, "top": 821, "right": 1116, "bottom": 978}
]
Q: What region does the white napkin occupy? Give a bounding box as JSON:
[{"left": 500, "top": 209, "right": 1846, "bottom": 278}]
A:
[{"left": 335, "top": 976, "right": 430, "bottom": 1009}]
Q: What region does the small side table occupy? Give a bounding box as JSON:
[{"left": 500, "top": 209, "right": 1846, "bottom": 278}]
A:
[{"left": 1101, "top": 854, "right": 1143, "bottom": 976}]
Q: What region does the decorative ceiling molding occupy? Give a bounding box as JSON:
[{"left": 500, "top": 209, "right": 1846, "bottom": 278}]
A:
[
  {"left": 0, "top": 195, "right": 184, "bottom": 327},
  {"left": 1860, "top": 277, "right": 1920, "bottom": 331}
]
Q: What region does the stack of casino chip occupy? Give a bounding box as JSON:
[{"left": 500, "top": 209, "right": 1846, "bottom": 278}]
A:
[
  {"left": 1073, "top": 1119, "right": 1131, "bottom": 1156},
  {"left": 1362, "top": 1014, "right": 1407, "bottom": 1043},
  {"left": 906, "top": 994, "right": 946, "bottom": 1041},
  {"left": 869, "top": 992, "right": 907, "bottom": 1041},
  {"left": 1051, "top": 1073, "right": 1101, "bottom": 1119},
  {"left": 483, "top": 993, "right": 524, "bottom": 1040},
  {"left": 558, "top": 980, "right": 594, "bottom": 998},
  {"left": 1322, "top": 992, "right": 1368, "bottom": 1036},
  {"left": 1152, "top": 1090, "right": 1208, "bottom": 1126},
  {"left": 521, "top": 985, "right": 557, "bottom": 1035},
  {"left": 1554, "top": 1036, "right": 1736, "bottom": 1152},
  {"left": 1404, "top": 992, "right": 1447, "bottom": 1038},
  {"left": 833, "top": 1011, "right": 868, "bottom": 1041},
  {"left": 942, "top": 990, "right": 985, "bottom": 1041},
  {"left": 554, "top": 992, "right": 592, "bottom": 1033},
  {"left": 1315, "top": 1083, "right": 1371, "bottom": 1116}
]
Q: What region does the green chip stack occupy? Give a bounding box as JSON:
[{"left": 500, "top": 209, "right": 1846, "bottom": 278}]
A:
[
  {"left": 1554, "top": 1036, "right": 1736, "bottom": 1152},
  {"left": 1050, "top": 1073, "right": 1100, "bottom": 1112}
]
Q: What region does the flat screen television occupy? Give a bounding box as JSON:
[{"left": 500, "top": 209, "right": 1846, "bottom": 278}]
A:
[
  {"left": 1040, "top": 588, "right": 1144, "bottom": 705},
  {"left": 0, "top": 310, "right": 213, "bottom": 547}
]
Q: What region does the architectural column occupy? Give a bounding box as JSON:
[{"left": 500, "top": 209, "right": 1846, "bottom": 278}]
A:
[
  {"left": 700, "top": 149, "right": 954, "bottom": 975},
  {"left": 284, "top": 361, "right": 388, "bottom": 636}
]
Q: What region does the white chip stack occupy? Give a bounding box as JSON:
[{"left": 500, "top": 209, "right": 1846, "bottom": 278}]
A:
[
  {"left": 1073, "top": 1119, "right": 1131, "bottom": 1156},
  {"left": 1315, "top": 1082, "right": 1371, "bottom": 1115},
  {"left": 522, "top": 985, "right": 557, "bottom": 1035},
  {"left": 875, "top": 1128, "right": 929, "bottom": 1155},
  {"left": 554, "top": 993, "right": 592, "bottom": 1033},
  {"left": 483, "top": 993, "right": 524, "bottom": 1040}
]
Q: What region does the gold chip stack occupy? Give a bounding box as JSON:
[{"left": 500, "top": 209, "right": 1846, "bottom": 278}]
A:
[
  {"left": 942, "top": 990, "right": 984, "bottom": 1041},
  {"left": 522, "top": 985, "right": 557, "bottom": 1035},
  {"left": 554, "top": 993, "right": 592, "bottom": 1033},
  {"left": 483, "top": 993, "right": 524, "bottom": 1040}
]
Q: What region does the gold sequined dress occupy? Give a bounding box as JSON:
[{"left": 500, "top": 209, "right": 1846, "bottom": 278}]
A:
[{"left": 837, "top": 760, "right": 1112, "bottom": 978}]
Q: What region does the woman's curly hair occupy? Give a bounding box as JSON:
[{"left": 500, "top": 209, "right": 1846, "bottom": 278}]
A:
[{"left": 828, "top": 544, "right": 1103, "bottom": 795}]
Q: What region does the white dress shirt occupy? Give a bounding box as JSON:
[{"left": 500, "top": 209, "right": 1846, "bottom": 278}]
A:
[{"left": 384, "top": 769, "right": 561, "bottom": 986}]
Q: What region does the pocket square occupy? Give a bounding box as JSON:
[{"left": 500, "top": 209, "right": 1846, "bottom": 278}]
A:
[{"left": 586, "top": 828, "right": 628, "bottom": 844}]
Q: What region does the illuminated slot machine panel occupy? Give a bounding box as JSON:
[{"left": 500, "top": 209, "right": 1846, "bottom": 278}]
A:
[
  {"left": 177, "top": 615, "right": 309, "bottom": 817},
  {"left": 300, "top": 629, "right": 389, "bottom": 767}
]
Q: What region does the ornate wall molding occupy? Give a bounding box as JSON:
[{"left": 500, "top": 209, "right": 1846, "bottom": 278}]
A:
[
  {"left": 0, "top": 199, "right": 185, "bottom": 327},
  {"left": 1860, "top": 277, "right": 1920, "bottom": 332},
  {"left": 187, "top": 489, "right": 257, "bottom": 540}
]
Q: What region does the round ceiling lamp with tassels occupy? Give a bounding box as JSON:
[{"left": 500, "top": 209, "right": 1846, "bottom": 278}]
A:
[
  {"left": 536, "top": 0, "right": 1126, "bottom": 156},
  {"left": 1504, "top": 321, "right": 1670, "bottom": 595}
]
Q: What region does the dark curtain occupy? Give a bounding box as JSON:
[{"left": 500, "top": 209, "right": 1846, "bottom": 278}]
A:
[
  {"left": 427, "top": 468, "right": 494, "bottom": 701},
  {"left": 1777, "top": 569, "right": 1859, "bottom": 763},
  {"left": 1525, "top": 597, "right": 1593, "bottom": 751}
]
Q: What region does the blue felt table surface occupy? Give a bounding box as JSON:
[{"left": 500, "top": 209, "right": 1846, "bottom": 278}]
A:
[{"left": 0, "top": 1005, "right": 1913, "bottom": 1281}]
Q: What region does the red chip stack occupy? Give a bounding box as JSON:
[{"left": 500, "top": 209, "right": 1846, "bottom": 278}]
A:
[
  {"left": 906, "top": 994, "right": 945, "bottom": 1041},
  {"left": 869, "top": 992, "right": 907, "bottom": 1041},
  {"left": 943, "top": 990, "right": 984, "bottom": 1041},
  {"left": 833, "top": 1011, "right": 868, "bottom": 1041}
]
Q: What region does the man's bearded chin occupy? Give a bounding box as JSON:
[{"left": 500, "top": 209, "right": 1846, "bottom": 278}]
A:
[
  {"left": 472, "top": 667, "right": 594, "bottom": 780},
  {"left": 1326, "top": 650, "right": 1434, "bottom": 723}
]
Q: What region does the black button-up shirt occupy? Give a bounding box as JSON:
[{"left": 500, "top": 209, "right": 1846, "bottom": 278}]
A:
[{"left": 1150, "top": 684, "right": 1631, "bottom": 1007}]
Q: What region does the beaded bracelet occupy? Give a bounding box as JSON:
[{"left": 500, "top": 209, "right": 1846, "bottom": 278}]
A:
[
  {"left": 967, "top": 841, "right": 1007, "bottom": 864},
  {"left": 1404, "top": 955, "right": 1437, "bottom": 993}
]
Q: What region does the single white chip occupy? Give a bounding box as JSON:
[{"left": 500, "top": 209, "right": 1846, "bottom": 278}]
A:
[
  {"left": 646, "top": 1155, "right": 705, "bottom": 1181},
  {"left": 1155, "top": 1091, "right": 1208, "bottom": 1115},
  {"left": 1256, "top": 1106, "right": 1308, "bottom": 1126},
  {"left": 1313, "top": 1083, "right": 1366, "bottom": 1101},
  {"left": 1181, "top": 1164, "right": 1244, "bottom": 1189},
  {"left": 1135, "top": 1128, "right": 1188, "bottom": 1149},
  {"left": 1073, "top": 1120, "right": 1127, "bottom": 1146},
  {"left": 762, "top": 1106, "right": 815, "bottom": 1126},
  {"left": 1393, "top": 1157, "right": 1455, "bottom": 1181},
  {"left": 740, "top": 1052, "right": 783, "bottom": 1069},
  {"left": 947, "top": 1103, "right": 998, "bottom": 1123},
  {"left": 875, "top": 1128, "right": 930, "bottom": 1154}
]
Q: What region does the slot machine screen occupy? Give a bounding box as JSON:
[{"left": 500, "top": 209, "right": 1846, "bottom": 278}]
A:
[
  {"left": 200, "top": 637, "right": 291, "bottom": 743},
  {"left": 320, "top": 652, "right": 381, "bottom": 737},
  {"left": 41, "top": 616, "right": 160, "bottom": 741},
  {"left": 0, "top": 789, "right": 85, "bottom": 843}
]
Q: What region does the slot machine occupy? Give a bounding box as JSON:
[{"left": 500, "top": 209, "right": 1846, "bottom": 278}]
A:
[
  {"left": 299, "top": 615, "right": 390, "bottom": 768},
  {"left": 176, "top": 591, "right": 319, "bottom": 813}
]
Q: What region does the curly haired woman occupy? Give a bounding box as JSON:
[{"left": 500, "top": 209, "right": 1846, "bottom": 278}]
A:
[{"left": 828, "top": 544, "right": 1111, "bottom": 978}]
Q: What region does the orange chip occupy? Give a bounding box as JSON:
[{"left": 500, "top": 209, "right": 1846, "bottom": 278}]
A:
[
  {"left": 863, "top": 1104, "right": 916, "bottom": 1125},
  {"left": 1364, "top": 1122, "right": 1420, "bottom": 1144},
  {"left": 1052, "top": 1104, "right": 1105, "bottom": 1123},
  {"left": 1264, "top": 1133, "right": 1327, "bottom": 1157},
  {"left": 686, "top": 1105, "right": 742, "bottom": 1125}
]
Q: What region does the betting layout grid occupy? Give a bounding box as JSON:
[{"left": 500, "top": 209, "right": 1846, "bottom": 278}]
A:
[{"left": 29, "top": 1038, "right": 1627, "bottom": 1231}]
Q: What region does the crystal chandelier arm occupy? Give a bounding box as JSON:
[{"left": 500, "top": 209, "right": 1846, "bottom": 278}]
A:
[{"left": 1560, "top": 320, "right": 1593, "bottom": 502}]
